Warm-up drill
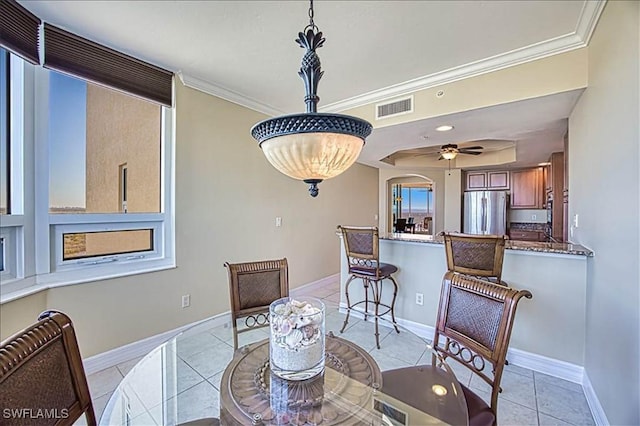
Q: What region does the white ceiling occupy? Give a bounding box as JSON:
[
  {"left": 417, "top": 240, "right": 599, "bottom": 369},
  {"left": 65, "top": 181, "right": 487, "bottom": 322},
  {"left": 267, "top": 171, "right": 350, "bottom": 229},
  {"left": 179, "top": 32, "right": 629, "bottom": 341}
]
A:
[{"left": 20, "top": 0, "right": 603, "bottom": 170}]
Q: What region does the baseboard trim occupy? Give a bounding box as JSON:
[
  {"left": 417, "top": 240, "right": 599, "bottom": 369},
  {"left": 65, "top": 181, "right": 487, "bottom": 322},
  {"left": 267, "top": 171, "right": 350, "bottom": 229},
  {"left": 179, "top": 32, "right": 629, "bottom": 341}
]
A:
[
  {"left": 84, "top": 273, "right": 339, "bottom": 375},
  {"left": 582, "top": 372, "right": 610, "bottom": 426},
  {"left": 505, "top": 347, "right": 584, "bottom": 384},
  {"left": 290, "top": 273, "right": 340, "bottom": 295},
  {"left": 339, "top": 302, "right": 585, "bottom": 383},
  {"left": 83, "top": 311, "right": 230, "bottom": 375}
]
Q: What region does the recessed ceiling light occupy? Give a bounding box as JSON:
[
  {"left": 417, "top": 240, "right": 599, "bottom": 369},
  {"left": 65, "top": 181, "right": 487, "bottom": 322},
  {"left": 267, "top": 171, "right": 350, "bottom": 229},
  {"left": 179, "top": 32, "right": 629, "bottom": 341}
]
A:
[{"left": 436, "top": 125, "right": 454, "bottom": 132}]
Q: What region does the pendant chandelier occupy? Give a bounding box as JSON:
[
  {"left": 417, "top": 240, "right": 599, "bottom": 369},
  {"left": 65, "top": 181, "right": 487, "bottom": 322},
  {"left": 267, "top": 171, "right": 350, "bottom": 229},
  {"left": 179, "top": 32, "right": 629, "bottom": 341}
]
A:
[{"left": 251, "top": 0, "right": 372, "bottom": 197}]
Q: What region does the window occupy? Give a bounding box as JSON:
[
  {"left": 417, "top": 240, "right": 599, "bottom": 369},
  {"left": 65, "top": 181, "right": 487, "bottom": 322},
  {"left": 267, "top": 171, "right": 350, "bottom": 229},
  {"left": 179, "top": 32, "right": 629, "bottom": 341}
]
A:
[
  {"left": 62, "top": 229, "right": 153, "bottom": 261},
  {"left": 44, "top": 67, "right": 172, "bottom": 276},
  {"left": 0, "top": 45, "right": 174, "bottom": 298},
  {"left": 1, "top": 48, "right": 8, "bottom": 216},
  {"left": 119, "top": 164, "right": 128, "bottom": 213},
  {"left": 0, "top": 48, "right": 23, "bottom": 284},
  {"left": 0, "top": 236, "right": 4, "bottom": 272}
]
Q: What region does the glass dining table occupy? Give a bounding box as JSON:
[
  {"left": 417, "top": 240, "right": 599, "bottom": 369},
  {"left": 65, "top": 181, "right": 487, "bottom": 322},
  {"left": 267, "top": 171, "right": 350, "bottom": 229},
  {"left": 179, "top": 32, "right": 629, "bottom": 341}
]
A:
[{"left": 101, "top": 300, "right": 468, "bottom": 426}]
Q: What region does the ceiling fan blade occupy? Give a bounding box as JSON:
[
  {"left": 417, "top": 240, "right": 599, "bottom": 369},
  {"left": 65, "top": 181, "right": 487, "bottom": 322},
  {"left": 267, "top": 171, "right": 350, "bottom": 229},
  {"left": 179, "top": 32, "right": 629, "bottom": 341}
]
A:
[
  {"left": 459, "top": 150, "right": 482, "bottom": 155},
  {"left": 461, "top": 146, "right": 484, "bottom": 150}
]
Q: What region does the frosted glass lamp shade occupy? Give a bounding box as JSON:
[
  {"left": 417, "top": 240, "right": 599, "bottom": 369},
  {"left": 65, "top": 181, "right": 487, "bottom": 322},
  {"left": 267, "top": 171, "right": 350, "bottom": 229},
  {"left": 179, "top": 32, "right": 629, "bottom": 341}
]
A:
[
  {"left": 441, "top": 150, "right": 457, "bottom": 160},
  {"left": 251, "top": 112, "right": 372, "bottom": 196},
  {"left": 261, "top": 132, "right": 364, "bottom": 181}
]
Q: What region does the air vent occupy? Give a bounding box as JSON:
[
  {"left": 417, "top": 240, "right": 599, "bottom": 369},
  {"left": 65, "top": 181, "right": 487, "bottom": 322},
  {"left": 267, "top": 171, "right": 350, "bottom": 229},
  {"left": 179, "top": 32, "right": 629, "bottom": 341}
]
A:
[{"left": 376, "top": 96, "right": 413, "bottom": 120}]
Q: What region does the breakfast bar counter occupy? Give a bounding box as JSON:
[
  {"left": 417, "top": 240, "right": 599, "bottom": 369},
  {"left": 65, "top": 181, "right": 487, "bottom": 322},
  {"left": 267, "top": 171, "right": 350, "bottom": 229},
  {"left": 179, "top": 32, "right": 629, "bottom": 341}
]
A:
[
  {"left": 379, "top": 232, "right": 593, "bottom": 257},
  {"left": 338, "top": 232, "right": 594, "bottom": 372}
]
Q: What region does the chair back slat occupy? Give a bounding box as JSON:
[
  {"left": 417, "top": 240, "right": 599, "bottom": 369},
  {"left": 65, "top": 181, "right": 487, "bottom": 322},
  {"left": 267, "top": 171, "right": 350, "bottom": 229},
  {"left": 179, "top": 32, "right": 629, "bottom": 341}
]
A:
[
  {"left": 442, "top": 232, "right": 507, "bottom": 283},
  {"left": 0, "top": 311, "right": 96, "bottom": 426}
]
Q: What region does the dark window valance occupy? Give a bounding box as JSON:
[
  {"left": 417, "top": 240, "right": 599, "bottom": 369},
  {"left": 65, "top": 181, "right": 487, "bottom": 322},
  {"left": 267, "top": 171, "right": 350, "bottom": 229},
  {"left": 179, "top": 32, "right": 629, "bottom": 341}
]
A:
[
  {"left": 0, "top": 0, "right": 41, "bottom": 64},
  {"left": 44, "top": 24, "right": 173, "bottom": 107}
]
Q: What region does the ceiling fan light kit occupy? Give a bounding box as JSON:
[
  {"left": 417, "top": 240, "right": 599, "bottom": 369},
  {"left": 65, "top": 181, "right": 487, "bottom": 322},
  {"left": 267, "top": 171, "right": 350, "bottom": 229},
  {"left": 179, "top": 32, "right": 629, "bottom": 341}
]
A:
[{"left": 251, "top": 0, "right": 372, "bottom": 197}]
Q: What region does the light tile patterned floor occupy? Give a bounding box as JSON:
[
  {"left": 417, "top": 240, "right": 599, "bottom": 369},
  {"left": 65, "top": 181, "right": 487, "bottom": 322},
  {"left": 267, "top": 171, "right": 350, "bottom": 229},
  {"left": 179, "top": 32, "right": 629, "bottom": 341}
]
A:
[{"left": 89, "top": 278, "right": 595, "bottom": 425}]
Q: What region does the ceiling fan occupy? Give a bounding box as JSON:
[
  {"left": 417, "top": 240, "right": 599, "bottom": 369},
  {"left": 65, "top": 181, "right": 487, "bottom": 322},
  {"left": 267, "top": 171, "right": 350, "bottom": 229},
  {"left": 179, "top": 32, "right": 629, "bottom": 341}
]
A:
[{"left": 439, "top": 144, "right": 484, "bottom": 160}]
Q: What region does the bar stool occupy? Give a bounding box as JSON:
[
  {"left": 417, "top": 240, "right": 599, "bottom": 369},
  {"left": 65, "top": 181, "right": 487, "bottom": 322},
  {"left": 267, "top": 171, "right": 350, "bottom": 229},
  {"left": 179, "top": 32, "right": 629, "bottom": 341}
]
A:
[
  {"left": 441, "top": 232, "right": 508, "bottom": 285},
  {"left": 337, "top": 225, "right": 400, "bottom": 349}
]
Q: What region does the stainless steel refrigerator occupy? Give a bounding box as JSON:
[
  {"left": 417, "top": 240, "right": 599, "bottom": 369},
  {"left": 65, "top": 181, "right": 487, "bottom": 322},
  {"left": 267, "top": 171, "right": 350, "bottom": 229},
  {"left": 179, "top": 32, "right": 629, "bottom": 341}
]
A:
[{"left": 463, "top": 191, "right": 508, "bottom": 235}]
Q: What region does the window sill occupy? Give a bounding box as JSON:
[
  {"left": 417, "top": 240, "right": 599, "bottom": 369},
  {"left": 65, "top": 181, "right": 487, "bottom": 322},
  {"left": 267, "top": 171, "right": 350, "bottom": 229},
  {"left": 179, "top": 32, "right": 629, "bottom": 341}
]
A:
[{"left": 0, "top": 259, "right": 176, "bottom": 304}]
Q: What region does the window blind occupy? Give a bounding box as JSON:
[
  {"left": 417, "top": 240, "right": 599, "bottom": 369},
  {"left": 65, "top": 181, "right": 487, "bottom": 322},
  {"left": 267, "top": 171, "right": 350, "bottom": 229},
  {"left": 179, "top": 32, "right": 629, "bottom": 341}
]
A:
[
  {"left": 0, "top": 0, "right": 41, "bottom": 64},
  {"left": 44, "top": 24, "right": 173, "bottom": 106}
]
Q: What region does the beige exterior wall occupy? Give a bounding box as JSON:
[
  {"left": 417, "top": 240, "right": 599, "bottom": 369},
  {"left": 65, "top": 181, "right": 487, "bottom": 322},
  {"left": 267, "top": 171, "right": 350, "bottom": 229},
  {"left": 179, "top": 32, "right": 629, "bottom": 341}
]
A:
[
  {"left": 568, "top": 1, "right": 639, "bottom": 424},
  {"left": 85, "top": 84, "right": 160, "bottom": 214},
  {"left": 76, "top": 84, "right": 161, "bottom": 258},
  {"left": 0, "top": 81, "right": 379, "bottom": 357}
]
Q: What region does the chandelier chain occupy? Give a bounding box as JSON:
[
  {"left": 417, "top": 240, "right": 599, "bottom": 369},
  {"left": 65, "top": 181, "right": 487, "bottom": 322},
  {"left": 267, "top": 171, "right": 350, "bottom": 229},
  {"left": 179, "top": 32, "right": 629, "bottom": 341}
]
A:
[{"left": 306, "top": 0, "right": 318, "bottom": 33}]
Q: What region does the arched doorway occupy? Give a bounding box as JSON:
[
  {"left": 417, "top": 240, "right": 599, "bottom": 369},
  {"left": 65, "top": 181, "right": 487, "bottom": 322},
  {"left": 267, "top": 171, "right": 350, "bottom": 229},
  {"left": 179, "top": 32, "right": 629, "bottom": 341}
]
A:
[{"left": 387, "top": 175, "right": 435, "bottom": 235}]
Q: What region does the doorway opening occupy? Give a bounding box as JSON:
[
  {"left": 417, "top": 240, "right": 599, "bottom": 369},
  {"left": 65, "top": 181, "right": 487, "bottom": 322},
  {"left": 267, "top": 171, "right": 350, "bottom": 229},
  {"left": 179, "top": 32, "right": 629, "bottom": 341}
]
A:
[{"left": 389, "top": 178, "right": 434, "bottom": 235}]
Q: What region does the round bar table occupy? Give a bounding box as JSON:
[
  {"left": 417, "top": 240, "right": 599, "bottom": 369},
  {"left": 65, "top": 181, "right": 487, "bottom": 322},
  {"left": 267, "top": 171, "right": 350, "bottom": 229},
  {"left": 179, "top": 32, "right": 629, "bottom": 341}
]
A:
[{"left": 101, "top": 300, "right": 468, "bottom": 426}]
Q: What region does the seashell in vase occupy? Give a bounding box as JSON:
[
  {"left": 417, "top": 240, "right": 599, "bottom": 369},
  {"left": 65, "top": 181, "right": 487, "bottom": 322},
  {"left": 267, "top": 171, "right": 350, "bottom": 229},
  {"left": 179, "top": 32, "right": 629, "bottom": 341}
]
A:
[{"left": 285, "top": 329, "right": 304, "bottom": 349}]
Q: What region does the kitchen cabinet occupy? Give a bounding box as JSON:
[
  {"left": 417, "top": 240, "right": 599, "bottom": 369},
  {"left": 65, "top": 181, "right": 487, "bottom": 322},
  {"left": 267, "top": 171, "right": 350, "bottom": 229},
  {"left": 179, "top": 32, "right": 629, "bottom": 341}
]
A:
[
  {"left": 464, "top": 170, "right": 510, "bottom": 190},
  {"left": 510, "top": 167, "right": 544, "bottom": 209}
]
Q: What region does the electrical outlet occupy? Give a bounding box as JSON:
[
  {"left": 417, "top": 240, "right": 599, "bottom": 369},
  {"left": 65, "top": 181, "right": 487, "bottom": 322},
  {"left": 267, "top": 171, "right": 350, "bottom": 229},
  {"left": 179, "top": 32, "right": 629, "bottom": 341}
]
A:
[
  {"left": 573, "top": 214, "right": 579, "bottom": 228},
  {"left": 181, "top": 294, "right": 190, "bottom": 308},
  {"left": 415, "top": 293, "right": 424, "bottom": 306},
  {"left": 531, "top": 214, "right": 537, "bottom": 220},
  {"left": 275, "top": 217, "right": 282, "bottom": 227}
]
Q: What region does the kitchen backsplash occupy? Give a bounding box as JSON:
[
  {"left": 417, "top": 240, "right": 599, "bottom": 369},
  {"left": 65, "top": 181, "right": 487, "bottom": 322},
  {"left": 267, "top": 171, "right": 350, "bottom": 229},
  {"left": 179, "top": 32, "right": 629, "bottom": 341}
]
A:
[
  {"left": 510, "top": 222, "right": 548, "bottom": 231},
  {"left": 509, "top": 209, "right": 547, "bottom": 223}
]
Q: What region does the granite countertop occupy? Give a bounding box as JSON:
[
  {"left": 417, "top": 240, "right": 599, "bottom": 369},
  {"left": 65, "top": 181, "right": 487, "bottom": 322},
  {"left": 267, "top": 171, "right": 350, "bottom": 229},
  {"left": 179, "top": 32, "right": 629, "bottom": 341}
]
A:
[{"left": 379, "top": 233, "right": 594, "bottom": 257}]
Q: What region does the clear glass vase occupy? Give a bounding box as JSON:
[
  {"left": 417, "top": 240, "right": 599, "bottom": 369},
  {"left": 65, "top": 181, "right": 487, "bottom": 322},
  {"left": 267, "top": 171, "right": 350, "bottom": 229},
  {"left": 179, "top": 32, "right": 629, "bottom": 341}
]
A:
[{"left": 269, "top": 297, "right": 325, "bottom": 381}]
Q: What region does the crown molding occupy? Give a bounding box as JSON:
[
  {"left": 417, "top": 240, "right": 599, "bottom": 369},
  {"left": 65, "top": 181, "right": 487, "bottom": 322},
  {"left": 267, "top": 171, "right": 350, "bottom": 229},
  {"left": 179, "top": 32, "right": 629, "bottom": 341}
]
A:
[
  {"left": 177, "top": 72, "right": 285, "bottom": 117},
  {"left": 575, "top": 0, "right": 607, "bottom": 44},
  {"left": 179, "top": 1, "right": 605, "bottom": 118},
  {"left": 319, "top": 0, "right": 606, "bottom": 114}
]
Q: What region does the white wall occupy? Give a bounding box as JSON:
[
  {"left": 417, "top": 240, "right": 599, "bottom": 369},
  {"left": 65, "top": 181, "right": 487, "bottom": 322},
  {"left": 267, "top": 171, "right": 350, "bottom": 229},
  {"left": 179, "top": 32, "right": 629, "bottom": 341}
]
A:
[
  {"left": 568, "top": 1, "right": 639, "bottom": 424},
  {"left": 339, "top": 239, "right": 588, "bottom": 365},
  {"left": 443, "top": 169, "right": 462, "bottom": 231}
]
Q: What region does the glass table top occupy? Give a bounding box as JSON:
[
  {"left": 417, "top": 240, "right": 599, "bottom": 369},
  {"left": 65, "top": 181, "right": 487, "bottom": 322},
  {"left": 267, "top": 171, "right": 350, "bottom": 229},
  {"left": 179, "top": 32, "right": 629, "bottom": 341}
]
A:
[{"left": 101, "top": 300, "right": 468, "bottom": 425}]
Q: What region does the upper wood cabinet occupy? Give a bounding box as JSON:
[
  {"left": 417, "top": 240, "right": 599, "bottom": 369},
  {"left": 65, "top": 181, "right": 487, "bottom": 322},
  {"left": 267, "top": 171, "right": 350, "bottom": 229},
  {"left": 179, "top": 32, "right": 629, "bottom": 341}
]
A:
[
  {"left": 464, "top": 171, "right": 510, "bottom": 190},
  {"left": 510, "top": 167, "right": 544, "bottom": 209}
]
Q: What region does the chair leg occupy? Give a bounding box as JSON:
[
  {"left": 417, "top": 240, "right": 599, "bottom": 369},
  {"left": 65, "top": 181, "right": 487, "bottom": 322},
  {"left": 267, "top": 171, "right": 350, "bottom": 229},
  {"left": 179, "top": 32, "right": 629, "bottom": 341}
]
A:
[
  {"left": 373, "top": 279, "right": 382, "bottom": 349},
  {"left": 363, "top": 278, "right": 370, "bottom": 321},
  {"left": 232, "top": 320, "right": 239, "bottom": 351},
  {"left": 387, "top": 275, "right": 400, "bottom": 334},
  {"left": 340, "top": 275, "right": 357, "bottom": 333}
]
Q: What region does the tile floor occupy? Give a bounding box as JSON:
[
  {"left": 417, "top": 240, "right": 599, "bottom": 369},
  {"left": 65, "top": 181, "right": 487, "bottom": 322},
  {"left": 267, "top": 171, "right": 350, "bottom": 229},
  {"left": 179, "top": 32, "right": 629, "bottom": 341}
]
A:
[{"left": 88, "top": 278, "right": 595, "bottom": 425}]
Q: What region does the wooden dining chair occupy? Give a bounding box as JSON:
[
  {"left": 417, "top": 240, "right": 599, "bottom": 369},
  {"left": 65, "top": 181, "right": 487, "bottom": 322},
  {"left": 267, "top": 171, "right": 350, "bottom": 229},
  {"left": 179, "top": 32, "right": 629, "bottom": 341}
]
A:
[
  {"left": 442, "top": 231, "right": 508, "bottom": 285},
  {"left": 224, "top": 258, "right": 289, "bottom": 350},
  {"left": 382, "top": 272, "right": 532, "bottom": 426},
  {"left": 394, "top": 218, "right": 407, "bottom": 233},
  {"left": 0, "top": 310, "right": 96, "bottom": 426}
]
